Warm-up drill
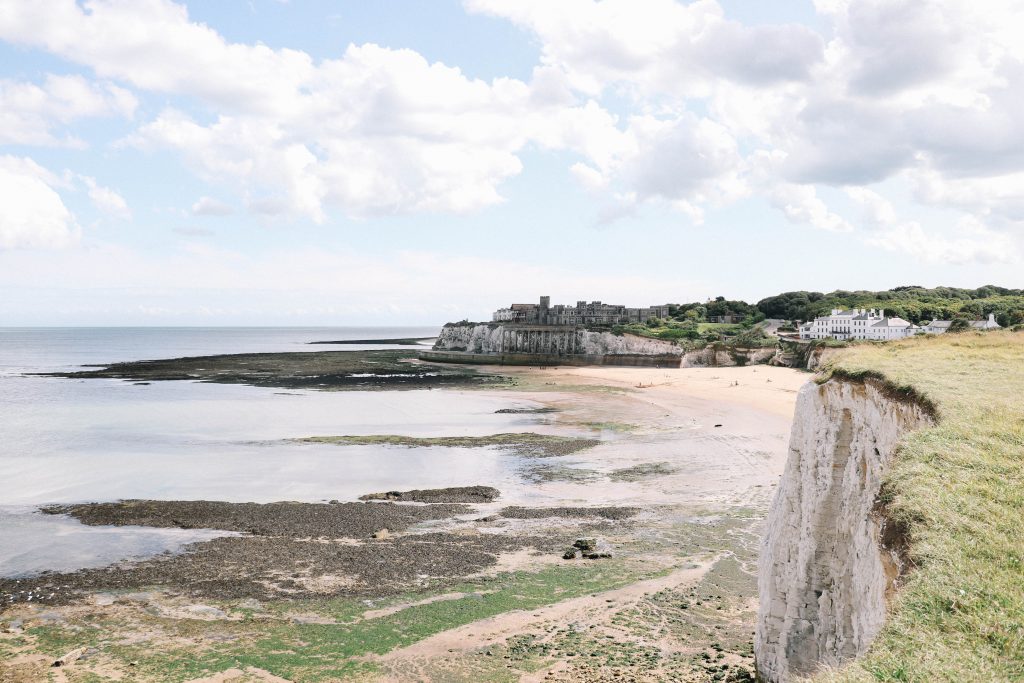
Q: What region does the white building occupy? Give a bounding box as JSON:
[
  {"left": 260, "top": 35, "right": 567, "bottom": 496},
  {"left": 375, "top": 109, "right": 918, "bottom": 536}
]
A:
[
  {"left": 799, "top": 309, "right": 919, "bottom": 341},
  {"left": 923, "top": 313, "right": 1001, "bottom": 333},
  {"left": 923, "top": 320, "right": 952, "bottom": 334},
  {"left": 801, "top": 310, "right": 1002, "bottom": 340}
]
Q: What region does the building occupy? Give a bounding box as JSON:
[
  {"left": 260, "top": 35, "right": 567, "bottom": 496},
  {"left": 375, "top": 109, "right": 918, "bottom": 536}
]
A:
[
  {"left": 492, "top": 296, "right": 671, "bottom": 326},
  {"left": 923, "top": 313, "right": 1001, "bottom": 333},
  {"left": 798, "top": 309, "right": 919, "bottom": 341},
  {"left": 800, "top": 310, "right": 1002, "bottom": 340},
  {"left": 923, "top": 320, "right": 953, "bottom": 334}
]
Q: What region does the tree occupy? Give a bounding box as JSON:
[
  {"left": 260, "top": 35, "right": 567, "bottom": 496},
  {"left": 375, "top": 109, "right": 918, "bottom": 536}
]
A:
[{"left": 948, "top": 317, "right": 971, "bottom": 333}]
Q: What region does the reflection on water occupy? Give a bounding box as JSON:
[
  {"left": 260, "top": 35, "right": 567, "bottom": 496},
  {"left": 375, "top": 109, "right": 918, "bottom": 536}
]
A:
[
  {"left": 0, "top": 327, "right": 552, "bottom": 577},
  {"left": 2, "top": 380, "right": 540, "bottom": 505},
  {"left": 0, "top": 508, "right": 231, "bottom": 578}
]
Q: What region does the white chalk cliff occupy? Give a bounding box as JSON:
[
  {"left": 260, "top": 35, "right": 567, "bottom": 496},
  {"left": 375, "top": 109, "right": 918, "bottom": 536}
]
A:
[
  {"left": 755, "top": 378, "right": 932, "bottom": 681},
  {"left": 433, "top": 323, "right": 683, "bottom": 356}
]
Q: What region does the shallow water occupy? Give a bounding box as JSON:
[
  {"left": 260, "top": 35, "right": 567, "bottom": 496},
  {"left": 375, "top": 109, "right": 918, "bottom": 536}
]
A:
[{"left": 0, "top": 327, "right": 550, "bottom": 577}]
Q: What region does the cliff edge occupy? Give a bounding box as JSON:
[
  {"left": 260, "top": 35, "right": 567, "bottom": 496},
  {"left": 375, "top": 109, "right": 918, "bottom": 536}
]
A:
[
  {"left": 755, "top": 331, "right": 1024, "bottom": 682},
  {"left": 755, "top": 378, "right": 932, "bottom": 680}
]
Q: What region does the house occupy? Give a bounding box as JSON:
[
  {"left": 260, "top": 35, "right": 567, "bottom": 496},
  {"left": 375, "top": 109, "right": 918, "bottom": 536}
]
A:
[
  {"left": 865, "top": 317, "right": 914, "bottom": 340},
  {"left": 922, "top": 313, "right": 1001, "bottom": 333},
  {"left": 798, "top": 308, "right": 919, "bottom": 340},
  {"left": 923, "top": 320, "right": 953, "bottom": 334},
  {"left": 971, "top": 313, "right": 1002, "bottom": 330}
]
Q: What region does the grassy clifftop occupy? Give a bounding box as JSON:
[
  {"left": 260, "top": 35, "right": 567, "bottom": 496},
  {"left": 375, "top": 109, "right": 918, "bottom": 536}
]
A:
[{"left": 820, "top": 331, "right": 1024, "bottom": 682}]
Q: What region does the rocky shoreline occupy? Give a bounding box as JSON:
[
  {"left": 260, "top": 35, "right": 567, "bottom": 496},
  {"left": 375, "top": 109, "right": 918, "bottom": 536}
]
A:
[
  {"left": 37, "top": 349, "right": 509, "bottom": 390},
  {"left": 3, "top": 495, "right": 637, "bottom": 609}
]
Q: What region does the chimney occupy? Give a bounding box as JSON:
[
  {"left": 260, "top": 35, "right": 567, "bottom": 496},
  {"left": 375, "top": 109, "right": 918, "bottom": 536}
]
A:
[{"left": 989, "top": 313, "right": 996, "bottom": 323}]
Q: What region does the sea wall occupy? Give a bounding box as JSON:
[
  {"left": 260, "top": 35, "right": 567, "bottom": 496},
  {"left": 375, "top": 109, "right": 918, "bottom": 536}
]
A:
[
  {"left": 755, "top": 378, "right": 932, "bottom": 681},
  {"left": 433, "top": 323, "right": 683, "bottom": 357},
  {"left": 418, "top": 350, "right": 681, "bottom": 367}
]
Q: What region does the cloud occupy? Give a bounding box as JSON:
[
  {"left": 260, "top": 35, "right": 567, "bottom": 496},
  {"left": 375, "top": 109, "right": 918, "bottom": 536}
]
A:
[
  {"left": 0, "top": 156, "right": 79, "bottom": 249},
  {"left": 191, "top": 196, "right": 234, "bottom": 216},
  {"left": 0, "top": 2, "right": 577, "bottom": 220},
  {"left": 0, "top": 242, "right": 706, "bottom": 324},
  {"left": 847, "top": 186, "right": 1017, "bottom": 265},
  {"left": 172, "top": 226, "right": 215, "bottom": 236},
  {"left": 770, "top": 184, "right": 853, "bottom": 233},
  {"left": 0, "top": 74, "right": 136, "bottom": 146},
  {"left": 2, "top": 0, "right": 1022, "bottom": 259},
  {"left": 465, "top": 0, "right": 824, "bottom": 96},
  {"left": 79, "top": 175, "right": 131, "bottom": 220},
  {"left": 865, "top": 219, "right": 1016, "bottom": 265}
]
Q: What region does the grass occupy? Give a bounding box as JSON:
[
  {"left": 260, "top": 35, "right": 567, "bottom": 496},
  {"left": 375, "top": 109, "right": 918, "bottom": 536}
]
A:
[
  {"left": 815, "top": 331, "right": 1024, "bottom": 682},
  {"left": 19, "top": 563, "right": 647, "bottom": 682}
]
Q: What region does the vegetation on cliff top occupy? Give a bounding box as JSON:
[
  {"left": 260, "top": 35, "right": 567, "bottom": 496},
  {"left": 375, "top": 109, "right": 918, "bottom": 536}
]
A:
[
  {"left": 757, "top": 284, "right": 1024, "bottom": 326},
  {"left": 819, "top": 331, "right": 1024, "bottom": 682}
]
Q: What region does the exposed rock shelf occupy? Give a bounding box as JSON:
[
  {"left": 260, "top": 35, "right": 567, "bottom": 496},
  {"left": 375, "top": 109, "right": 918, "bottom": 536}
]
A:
[{"left": 755, "top": 377, "right": 932, "bottom": 681}]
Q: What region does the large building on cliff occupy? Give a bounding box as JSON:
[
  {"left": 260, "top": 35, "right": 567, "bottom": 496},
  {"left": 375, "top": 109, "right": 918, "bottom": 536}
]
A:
[{"left": 493, "top": 296, "right": 670, "bottom": 326}]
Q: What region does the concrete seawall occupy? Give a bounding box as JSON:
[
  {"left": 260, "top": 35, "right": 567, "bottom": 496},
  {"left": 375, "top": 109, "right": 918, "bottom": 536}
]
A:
[{"left": 419, "top": 349, "right": 683, "bottom": 367}]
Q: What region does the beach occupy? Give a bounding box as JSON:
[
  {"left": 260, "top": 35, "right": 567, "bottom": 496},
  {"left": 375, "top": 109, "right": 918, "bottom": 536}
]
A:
[{"left": 0, "top": 341, "right": 806, "bottom": 682}]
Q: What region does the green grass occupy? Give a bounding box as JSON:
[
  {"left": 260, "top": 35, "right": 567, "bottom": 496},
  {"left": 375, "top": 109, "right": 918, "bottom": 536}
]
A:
[
  {"left": 816, "top": 331, "right": 1024, "bottom": 682},
  {"left": 24, "top": 563, "right": 646, "bottom": 682}
]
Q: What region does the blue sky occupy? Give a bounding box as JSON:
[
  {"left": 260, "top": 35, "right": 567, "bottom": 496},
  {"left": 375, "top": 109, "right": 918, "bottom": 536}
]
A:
[{"left": 1, "top": 0, "right": 1022, "bottom": 325}]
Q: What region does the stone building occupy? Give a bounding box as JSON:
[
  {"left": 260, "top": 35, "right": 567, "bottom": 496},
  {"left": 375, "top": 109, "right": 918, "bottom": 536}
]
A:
[{"left": 493, "top": 296, "right": 670, "bottom": 326}]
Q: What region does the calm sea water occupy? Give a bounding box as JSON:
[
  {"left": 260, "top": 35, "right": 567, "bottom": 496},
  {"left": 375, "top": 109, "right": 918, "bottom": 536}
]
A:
[{"left": 0, "top": 327, "right": 549, "bottom": 577}]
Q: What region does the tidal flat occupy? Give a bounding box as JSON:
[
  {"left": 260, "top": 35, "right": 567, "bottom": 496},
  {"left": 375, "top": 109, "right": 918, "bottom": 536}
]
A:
[
  {"left": 41, "top": 349, "right": 509, "bottom": 390},
  {"left": 1, "top": 354, "right": 808, "bottom": 682}
]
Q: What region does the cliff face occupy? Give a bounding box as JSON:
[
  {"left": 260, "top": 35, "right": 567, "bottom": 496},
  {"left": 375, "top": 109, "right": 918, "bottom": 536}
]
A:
[
  {"left": 433, "top": 324, "right": 683, "bottom": 356},
  {"left": 680, "top": 346, "right": 777, "bottom": 367},
  {"left": 755, "top": 379, "right": 932, "bottom": 682}
]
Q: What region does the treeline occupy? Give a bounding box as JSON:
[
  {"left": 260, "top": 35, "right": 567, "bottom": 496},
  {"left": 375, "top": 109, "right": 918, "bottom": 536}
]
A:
[
  {"left": 755, "top": 285, "right": 1024, "bottom": 326},
  {"left": 667, "top": 297, "right": 763, "bottom": 324}
]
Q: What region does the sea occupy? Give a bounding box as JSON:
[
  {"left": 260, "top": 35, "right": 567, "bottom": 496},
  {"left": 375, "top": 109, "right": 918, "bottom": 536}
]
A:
[{"left": 0, "top": 327, "right": 551, "bottom": 578}]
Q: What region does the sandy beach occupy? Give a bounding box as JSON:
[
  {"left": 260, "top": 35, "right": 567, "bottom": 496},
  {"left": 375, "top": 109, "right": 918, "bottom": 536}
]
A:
[{"left": 1, "top": 362, "right": 807, "bottom": 682}]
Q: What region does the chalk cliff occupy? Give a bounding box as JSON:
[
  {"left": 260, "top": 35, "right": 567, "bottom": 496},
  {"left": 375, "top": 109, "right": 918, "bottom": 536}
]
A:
[
  {"left": 433, "top": 323, "right": 683, "bottom": 356},
  {"left": 755, "top": 378, "right": 932, "bottom": 681}
]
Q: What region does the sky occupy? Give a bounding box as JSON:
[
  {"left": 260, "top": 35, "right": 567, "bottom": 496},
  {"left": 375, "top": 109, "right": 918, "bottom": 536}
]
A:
[{"left": 1, "top": 0, "right": 1023, "bottom": 325}]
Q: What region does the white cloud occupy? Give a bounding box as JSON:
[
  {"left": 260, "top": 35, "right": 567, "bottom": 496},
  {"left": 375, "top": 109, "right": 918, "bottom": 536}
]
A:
[
  {"left": 465, "top": 0, "right": 823, "bottom": 97},
  {"left": 191, "top": 197, "right": 234, "bottom": 217},
  {"left": 0, "top": 2, "right": 580, "bottom": 219},
  {"left": 848, "top": 186, "right": 1017, "bottom": 265},
  {"left": 1, "top": 0, "right": 1022, "bottom": 259},
  {"left": 0, "top": 74, "right": 136, "bottom": 146},
  {"left": 865, "top": 218, "right": 1016, "bottom": 265},
  {"left": 79, "top": 175, "right": 131, "bottom": 220},
  {"left": 0, "top": 157, "right": 79, "bottom": 249},
  {"left": 770, "top": 183, "right": 853, "bottom": 233}
]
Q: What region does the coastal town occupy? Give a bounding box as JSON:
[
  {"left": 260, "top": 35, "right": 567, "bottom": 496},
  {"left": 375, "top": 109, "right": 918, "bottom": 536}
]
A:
[{"left": 492, "top": 295, "right": 1004, "bottom": 342}]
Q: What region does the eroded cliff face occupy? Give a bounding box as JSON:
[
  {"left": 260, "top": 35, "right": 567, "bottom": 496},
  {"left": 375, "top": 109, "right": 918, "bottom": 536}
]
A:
[
  {"left": 433, "top": 324, "right": 683, "bottom": 356},
  {"left": 680, "top": 346, "right": 777, "bottom": 368},
  {"left": 755, "top": 379, "right": 932, "bottom": 682}
]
